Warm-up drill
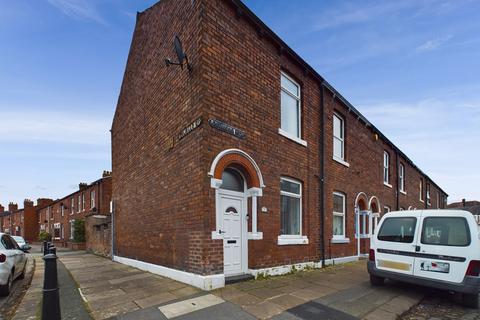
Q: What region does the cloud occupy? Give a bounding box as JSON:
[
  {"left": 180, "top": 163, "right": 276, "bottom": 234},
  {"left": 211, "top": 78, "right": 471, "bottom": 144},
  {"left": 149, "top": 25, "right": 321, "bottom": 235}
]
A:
[
  {"left": 357, "top": 90, "right": 480, "bottom": 202},
  {"left": 416, "top": 35, "right": 453, "bottom": 52},
  {"left": 47, "top": 0, "right": 105, "bottom": 24},
  {"left": 0, "top": 109, "right": 110, "bottom": 146}
]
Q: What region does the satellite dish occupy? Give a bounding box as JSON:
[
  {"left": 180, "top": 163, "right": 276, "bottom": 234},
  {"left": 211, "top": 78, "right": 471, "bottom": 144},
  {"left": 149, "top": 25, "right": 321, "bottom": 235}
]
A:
[
  {"left": 165, "top": 35, "right": 191, "bottom": 71},
  {"left": 174, "top": 36, "right": 186, "bottom": 65}
]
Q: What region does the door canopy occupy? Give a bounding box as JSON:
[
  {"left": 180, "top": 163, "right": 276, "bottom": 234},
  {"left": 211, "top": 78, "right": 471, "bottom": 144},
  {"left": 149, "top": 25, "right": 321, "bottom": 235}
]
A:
[{"left": 208, "top": 149, "right": 264, "bottom": 189}]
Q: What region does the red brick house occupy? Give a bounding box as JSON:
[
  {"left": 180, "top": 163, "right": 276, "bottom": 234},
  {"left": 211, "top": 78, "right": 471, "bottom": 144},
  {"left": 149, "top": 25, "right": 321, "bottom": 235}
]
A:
[
  {"left": 38, "top": 171, "right": 112, "bottom": 251},
  {"left": 0, "top": 199, "right": 53, "bottom": 242},
  {"left": 111, "top": 0, "right": 448, "bottom": 289}
]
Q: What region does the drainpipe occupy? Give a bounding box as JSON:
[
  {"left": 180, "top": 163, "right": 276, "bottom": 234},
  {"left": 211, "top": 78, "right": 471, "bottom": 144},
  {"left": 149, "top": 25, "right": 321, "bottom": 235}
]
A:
[
  {"left": 111, "top": 200, "right": 115, "bottom": 260},
  {"left": 396, "top": 150, "right": 400, "bottom": 211},
  {"left": 319, "top": 83, "right": 326, "bottom": 268}
]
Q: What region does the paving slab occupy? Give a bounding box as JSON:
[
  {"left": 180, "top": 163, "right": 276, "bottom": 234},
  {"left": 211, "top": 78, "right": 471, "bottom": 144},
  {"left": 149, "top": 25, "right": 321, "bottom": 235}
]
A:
[{"left": 284, "top": 300, "right": 358, "bottom": 320}]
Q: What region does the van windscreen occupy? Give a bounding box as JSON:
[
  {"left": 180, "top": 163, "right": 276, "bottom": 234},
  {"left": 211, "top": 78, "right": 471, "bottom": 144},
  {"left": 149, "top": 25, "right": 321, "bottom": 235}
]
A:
[{"left": 378, "top": 217, "right": 417, "bottom": 243}]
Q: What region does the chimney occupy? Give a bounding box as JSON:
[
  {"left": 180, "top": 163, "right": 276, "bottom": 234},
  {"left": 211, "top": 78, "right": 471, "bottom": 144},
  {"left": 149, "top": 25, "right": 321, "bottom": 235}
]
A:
[
  {"left": 24, "top": 199, "right": 34, "bottom": 208},
  {"left": 36, "top": 198, "right": 54, "bottom": 208},
  {"left": 8, "top": 202, "right": 18, "bottom": 212},
  {"left": 0, "top": 204, "right": 4, "bottom": 213},
  {"left": 462, "top": 198, "right": 466, "bottom": 208},
  {"left": 102, "top": 170, "right": 112, "bottom": 178},
  {"left": 79, "top": 182, "right": 88, "bottom": 190}
]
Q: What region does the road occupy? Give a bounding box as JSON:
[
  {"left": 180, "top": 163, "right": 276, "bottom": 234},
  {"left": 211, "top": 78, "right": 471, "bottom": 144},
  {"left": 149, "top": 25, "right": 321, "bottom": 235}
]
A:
[{"left": 0, "top": 257, "right": 35, "bottom": 320}]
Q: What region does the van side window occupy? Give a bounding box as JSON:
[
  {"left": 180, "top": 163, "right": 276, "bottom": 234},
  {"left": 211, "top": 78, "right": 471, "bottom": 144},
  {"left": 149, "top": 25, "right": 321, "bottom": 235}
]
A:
[
  {"left": 378, "top": 217, "right": 417, "bottom": 243},
  {"left": 421, "top": 217, "right": 470, "bottom": 247}
]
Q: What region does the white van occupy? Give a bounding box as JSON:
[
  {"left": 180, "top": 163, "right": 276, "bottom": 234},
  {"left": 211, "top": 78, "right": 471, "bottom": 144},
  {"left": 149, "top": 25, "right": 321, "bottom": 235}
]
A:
[{"left": 368, "top": 210, "right": 480, "bottom": 308}]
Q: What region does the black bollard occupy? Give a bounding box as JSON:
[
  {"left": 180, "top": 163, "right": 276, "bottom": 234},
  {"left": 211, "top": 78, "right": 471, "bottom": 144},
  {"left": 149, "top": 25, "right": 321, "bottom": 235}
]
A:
[
  {"left": 42, "top": 254, "right": 61, "bottom": 320},
  {"left": 42, "top": 241, "right": 48, "bottom": 256},
  {"left": 49, "top": 247, "right": 57, "bottom": 255}
]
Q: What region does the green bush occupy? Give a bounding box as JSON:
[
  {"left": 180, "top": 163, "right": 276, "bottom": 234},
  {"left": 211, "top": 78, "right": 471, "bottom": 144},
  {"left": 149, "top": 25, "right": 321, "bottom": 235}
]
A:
[
  {"left": 39, "top": 230, "right": 51, "bottom": 242},
  {"left": 73, "top": 219, "right": 86, "bottom": 243}
]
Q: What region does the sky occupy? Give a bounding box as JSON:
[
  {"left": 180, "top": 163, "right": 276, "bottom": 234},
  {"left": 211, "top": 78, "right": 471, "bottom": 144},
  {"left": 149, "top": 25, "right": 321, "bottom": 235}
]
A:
[{"left": 0, "top": 0, "right": 479, "bottom": 207}]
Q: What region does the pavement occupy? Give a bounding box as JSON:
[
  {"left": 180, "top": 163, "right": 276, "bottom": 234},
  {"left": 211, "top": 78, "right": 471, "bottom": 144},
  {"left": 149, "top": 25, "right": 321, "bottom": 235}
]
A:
[{"left": 53, "top": 252, "right": 428, "bottom": 320}]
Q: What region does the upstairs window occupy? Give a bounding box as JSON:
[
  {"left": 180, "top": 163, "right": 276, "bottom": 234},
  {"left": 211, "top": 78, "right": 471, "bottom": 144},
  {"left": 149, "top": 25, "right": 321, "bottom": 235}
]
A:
[
  {"left": 82, "top": 193, "right": 85, "bottom": 211},
  {"left": 71, "top": 198, "right": 74, "bottom": 214},
  {"left": 77, "top": 195, "right": 81, "bottom": 213},
  {"left": 399, "top": 163, "right": 405, "bottom": 192},
  {"left": 280, "top": 73, "right": 301, "bottom": 139},
  {"left": 333, "top": 114, "right": 345, "bottom": 160},
  {"left": 426, "top": 185, "right": 431, "bottom": 206},
  {"left": 383, "top": 151, "right": 390, "bottom": 185},
  {"left": 280, "top": 178, "right": 302, "bottom": 236},
  {"left": 90, "top": 191, "right": 95, "bottom": 209}
]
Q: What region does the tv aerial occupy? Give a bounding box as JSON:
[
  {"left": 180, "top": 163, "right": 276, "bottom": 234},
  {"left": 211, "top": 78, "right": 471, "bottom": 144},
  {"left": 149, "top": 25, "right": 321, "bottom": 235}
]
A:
[{"left": 165, "top": 35, "right": 192, "bottom": 72}]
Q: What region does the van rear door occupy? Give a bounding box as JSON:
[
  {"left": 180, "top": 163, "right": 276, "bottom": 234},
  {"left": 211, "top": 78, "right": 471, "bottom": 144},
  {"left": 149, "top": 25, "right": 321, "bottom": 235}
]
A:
[
  {"left": 413, "top": 214, "right": 473, "bottom": 283},
  {"left": 375, "top": 215, "right": 419, "bottom": 275}
]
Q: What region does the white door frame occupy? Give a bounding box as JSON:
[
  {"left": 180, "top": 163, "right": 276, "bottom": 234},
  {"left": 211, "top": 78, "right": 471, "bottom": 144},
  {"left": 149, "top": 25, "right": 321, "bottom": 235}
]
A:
[{"left": 218, "top": 188, "right": 248, "bottom": 276}]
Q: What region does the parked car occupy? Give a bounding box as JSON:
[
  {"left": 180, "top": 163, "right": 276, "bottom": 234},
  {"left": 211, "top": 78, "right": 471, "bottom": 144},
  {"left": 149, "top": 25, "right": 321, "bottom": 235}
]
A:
[
  {"left": 12, "top": 236, "right": 31, "bottom": 252},
  {"left": 0, "top": 233, "right": 27, "bottom": 296},
  {"left": 368, "top": 210, "right": 480, "bottom": 308}
]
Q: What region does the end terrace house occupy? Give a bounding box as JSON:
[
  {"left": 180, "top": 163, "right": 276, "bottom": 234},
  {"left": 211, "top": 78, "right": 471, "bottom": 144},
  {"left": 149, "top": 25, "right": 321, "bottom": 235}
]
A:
[{"left": 111, "top": 0, "right": 448, "bottom": 290}]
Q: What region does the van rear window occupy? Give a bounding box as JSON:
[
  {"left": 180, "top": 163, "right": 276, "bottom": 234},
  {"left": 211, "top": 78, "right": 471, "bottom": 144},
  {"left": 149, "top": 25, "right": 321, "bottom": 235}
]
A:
[
  {"left": 378, "top": 217, "right": 417, "bottom": 243},
  {"left": 421, "top": 217, "right": 470, "bottom": 246}
]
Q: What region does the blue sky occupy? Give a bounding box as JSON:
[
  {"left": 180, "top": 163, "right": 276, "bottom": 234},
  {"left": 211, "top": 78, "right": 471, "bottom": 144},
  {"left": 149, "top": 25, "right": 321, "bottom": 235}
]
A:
[{"left": 0, "top": 0, "right": 479, "bottom": 207}]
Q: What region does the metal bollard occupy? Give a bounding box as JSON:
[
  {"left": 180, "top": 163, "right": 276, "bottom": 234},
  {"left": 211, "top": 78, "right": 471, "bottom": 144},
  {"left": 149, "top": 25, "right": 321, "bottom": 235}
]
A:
[
  {"left": 42, "top": 241, "right": 48, "bottom": 255},
  {"left": 42, "top": 254, "right": 61, "bottom": 320},
  {"left": 49, "top": 247, "right": 57, "bottom": 255}
]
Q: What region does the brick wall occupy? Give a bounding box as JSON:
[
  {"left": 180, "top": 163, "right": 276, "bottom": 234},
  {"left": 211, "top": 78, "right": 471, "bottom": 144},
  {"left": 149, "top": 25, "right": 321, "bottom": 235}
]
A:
[
  {"left": 112, "top": 0, "right": 448, "bottom": 277},
  {"left": 111, "top": 0, "right": 207, "bottom": 274}
]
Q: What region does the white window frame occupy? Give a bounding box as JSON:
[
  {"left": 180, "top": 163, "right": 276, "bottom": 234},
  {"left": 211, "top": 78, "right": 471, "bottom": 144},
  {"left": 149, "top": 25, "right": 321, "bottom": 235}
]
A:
[
  {"left": 278, "top": 177, "right": 308, "bottom": 245},
  {"left": 383, "top": 151, "right": 391, "bottom": 186},
  {"left": 426, "top": 186, "right": 431, "bottom": 206},
  {"left": 399, "top": 163, "right": 406, "bottom": 193},
  {"left": 333, "top": 113, "right": 346, "bottom": 162},
  {"left": 82, "top": 193, "right": 85, "bottom": 211},
  {"left": 279, "top": 72, "right": 306, "bottom": 146},
  {"left": 61, "top": 205, "right": 64, "bottom": 217},
  {"left": 71, "top": 198, "right": 74, "bottom": 215},
  {"left": 70, "top": 220, "right": 74, "bottom": 240},
  {"left": 332, "top": 192, "right": 347, "bottom": 241},
  {"left": 91, "top": 190, "right": 95, "bottom": 209}
]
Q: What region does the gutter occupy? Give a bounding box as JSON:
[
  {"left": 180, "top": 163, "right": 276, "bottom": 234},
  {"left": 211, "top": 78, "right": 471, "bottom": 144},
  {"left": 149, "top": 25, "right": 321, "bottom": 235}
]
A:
[{"left": 320, "top": 82, "right": 326, "bottom": 267}]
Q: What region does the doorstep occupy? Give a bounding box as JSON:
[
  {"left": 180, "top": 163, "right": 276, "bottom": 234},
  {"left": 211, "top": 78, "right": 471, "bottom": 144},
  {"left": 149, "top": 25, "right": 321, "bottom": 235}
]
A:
[{"left": 225, "top": 274, "right": 255, "bottom": 285}]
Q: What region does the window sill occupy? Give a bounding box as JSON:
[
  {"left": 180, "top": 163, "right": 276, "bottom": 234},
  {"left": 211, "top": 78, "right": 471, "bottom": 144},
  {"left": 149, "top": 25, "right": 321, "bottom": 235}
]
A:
[
  {"left": 400, "top": 190, "right": 407, "bottom": 195},
  {"left": 278, "top": 128, "right": 307, "bottom": 147},
  {"left": 277, "top": 235, "right": 309, "bottom": 245},
  {"left": 333, "top": 157, "right": 350, "bottom": 168},
  {"left": 331, "top": 237, "right": 350, "bottom": 244},
  {"left": 383, "top": 182, "right": 392, "bottom": 188}
]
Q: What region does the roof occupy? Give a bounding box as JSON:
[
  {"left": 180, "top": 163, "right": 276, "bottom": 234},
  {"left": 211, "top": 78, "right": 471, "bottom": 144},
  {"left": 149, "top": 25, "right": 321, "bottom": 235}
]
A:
[
  {"left": 36, "top": 175, "right": 111, "bottom": 211},
  {"left": 228, "top": 0, "right": 448, "bottom": 196}
]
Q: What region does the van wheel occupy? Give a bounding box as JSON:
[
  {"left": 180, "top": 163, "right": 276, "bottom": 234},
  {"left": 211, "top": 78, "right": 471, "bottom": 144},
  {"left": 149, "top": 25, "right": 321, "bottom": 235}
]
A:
[
  {"left": 370, "top": 274, "right": 385, "bottom": 286},
  {"left": 0, "top": 274, "right": 12, "bottom": 296},
  {"left": 462, "top": 293, "right": 479, "bottom": 308}
]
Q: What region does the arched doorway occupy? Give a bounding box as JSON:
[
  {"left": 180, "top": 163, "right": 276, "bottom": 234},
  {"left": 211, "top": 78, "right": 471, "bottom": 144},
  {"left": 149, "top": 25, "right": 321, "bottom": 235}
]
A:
[
  {"left": 369, "top": 196, "right": 381, "bottom": 235},
  {"left": 209, "top": 149, "right": 264, "bottom": 277}
]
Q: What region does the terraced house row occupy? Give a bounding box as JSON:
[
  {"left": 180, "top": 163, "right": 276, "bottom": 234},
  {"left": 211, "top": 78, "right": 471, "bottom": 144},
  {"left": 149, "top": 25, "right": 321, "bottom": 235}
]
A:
[
  {"left": 110, "top": 0, "right": 448, "bottom": 290},
  {"left": 0, "top": 171, "right": 112, "bottom": 255}
]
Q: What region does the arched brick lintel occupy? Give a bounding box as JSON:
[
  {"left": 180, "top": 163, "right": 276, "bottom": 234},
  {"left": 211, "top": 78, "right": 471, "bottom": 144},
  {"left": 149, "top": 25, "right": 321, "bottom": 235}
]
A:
[
  {"left": 209, "top": 149, "right": 264, "bottom": 189},
  {"left": 355, "top": 192, "right": 369, "bottom": 211}
]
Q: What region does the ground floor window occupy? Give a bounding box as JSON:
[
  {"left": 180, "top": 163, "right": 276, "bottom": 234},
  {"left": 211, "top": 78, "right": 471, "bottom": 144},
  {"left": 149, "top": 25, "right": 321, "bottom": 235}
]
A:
[
  {"left": 70, "top": 220, "right": 74, "bottom": 240},
  {"left": 333, "top": 192, "right": 346, "bottom": 239},
  {"left": 53, "top": 223, "right": 61, "bottom": 240},
  {"left": 280, "top": 178, "right": 302, "bottom": 235}
]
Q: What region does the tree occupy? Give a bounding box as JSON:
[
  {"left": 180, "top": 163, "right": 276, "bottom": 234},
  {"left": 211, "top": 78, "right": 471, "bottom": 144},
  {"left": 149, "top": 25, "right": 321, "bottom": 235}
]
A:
[
  {"left": 39, "top": 230, "right": 51, "bottom": 242},
  {"left": 73, "top": 219, "right": 86, "bottom": 243}
]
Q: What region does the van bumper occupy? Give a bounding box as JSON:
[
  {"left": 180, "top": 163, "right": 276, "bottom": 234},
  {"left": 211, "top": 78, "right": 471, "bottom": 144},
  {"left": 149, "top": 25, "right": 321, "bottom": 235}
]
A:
[{"left": 368, "top": 261, "right": 480, "bottom": 294}]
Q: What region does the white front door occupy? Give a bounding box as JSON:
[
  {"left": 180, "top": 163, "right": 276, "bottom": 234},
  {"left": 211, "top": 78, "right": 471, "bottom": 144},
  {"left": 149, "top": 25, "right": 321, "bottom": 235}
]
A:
[{"left": 220, "top": 190, "right": 246, "bottom": 276}]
